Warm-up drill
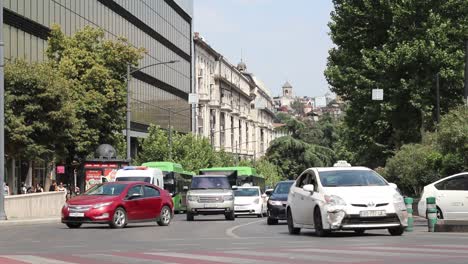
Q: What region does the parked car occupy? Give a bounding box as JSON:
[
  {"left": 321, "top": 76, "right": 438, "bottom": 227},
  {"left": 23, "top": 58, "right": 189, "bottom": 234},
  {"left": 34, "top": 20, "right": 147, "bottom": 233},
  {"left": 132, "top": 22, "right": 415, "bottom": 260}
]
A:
[
  {"left": 267, "top": 180, "right": 294, "bottom": 225},
  {"left": 234, "top": 185, "right": 266, "bottom": 217},
  {"left": 61, "top": 182, "right": 173, "bottom": 229},
  {"left": 186, "top": 175, "right": 236, "bottom": 221},
  {"left": 286, "top": 161, "right": 408, "bottom": 236},
  {"left": 418, "top": 172, "right": 468, "bottom": 220}
]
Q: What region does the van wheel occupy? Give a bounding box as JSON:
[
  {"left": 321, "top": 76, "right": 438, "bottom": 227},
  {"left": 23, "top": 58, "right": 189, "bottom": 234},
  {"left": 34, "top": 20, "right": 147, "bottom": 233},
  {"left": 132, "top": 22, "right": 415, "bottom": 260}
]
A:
[
  {"left": 225, "top": 211, "right": 235, "bottom": 221},
  {"left": 157, "top": 206, "right": 172, "bottom": 226},
  {"left": 267, "top": 217, "right": 278, "bottom": 225},
  {"left": 287, "top": 209, "right": 300, "bottom": 235},
  {"left": 186, "top": 212, "right": 194, "bottom": 221}
]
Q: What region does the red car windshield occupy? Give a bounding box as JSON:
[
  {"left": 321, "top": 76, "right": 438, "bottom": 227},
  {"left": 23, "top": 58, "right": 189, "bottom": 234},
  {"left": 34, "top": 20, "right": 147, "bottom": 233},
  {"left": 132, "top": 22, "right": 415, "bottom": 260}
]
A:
[{"left": 85, "top": 183, "right": 127, "bottom": 196}]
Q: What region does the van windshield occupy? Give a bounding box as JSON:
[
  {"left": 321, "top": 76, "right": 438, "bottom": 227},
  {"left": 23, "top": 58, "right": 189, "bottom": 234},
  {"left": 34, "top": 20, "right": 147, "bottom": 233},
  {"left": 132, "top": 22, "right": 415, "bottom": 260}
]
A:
[
  {"left": 191, "top": 176, "right": 230, "bottom": 190},
  {"left": 116, "top": 177, "right": 151, "bottom": 183}
]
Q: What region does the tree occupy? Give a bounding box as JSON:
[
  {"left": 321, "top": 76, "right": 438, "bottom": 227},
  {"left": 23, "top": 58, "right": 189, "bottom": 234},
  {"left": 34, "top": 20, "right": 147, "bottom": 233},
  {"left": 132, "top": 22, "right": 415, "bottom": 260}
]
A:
[
  {"left": 290, "top": 99, "right": 305, "bottom": 115},
  {"left": 46, "top": 25, "right": 145, "bottom": 158},
  {"left": 266, "top": 136, "right": 334, "bottom": 180},
  {"left": 5, "top": 60, "right": 76, "bottom": 160},
  {"left": 325, "top": 0, "right": 468, "bottom": 167},
  {"left": 255, "top": 158, "right": 282, "bottom": 188},
  {"left": 384, "top": 144, "right": 442, "bottom": 196}
]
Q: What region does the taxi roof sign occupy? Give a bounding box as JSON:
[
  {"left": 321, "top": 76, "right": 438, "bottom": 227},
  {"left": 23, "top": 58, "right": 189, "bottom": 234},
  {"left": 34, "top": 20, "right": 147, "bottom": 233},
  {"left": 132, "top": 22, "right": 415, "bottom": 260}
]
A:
[{"left": 333, "top": 160, "right": 351, "bottom": 167}]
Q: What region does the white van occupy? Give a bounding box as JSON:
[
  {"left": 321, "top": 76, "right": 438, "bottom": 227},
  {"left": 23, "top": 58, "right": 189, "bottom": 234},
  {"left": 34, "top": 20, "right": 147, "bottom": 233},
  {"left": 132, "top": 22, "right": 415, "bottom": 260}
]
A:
[{"left": 114, "top": 166, "right": 164, "bottom": 189}]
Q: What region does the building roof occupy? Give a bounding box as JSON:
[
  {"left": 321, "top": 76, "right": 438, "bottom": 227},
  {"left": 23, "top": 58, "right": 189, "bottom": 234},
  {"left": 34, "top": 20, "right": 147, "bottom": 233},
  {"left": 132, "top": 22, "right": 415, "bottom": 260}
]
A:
[{"left": 282, "top": 81, "right": 293, "bottom": 88}]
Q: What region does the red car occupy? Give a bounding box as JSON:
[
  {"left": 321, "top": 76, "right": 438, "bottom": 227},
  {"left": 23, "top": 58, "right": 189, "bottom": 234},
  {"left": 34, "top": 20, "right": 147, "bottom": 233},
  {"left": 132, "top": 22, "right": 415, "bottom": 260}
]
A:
[{"left": 61, "top": 182, "right": 174, "bottom": 229}]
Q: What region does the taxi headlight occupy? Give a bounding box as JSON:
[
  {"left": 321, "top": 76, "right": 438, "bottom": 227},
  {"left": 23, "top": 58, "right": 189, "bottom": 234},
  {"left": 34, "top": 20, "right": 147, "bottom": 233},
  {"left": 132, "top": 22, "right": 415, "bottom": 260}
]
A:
[
  {"left": 393, "top": 193, "right": 406, "bottom": 211},
  {"left": 325, "top": 195, "right": 346, "bottom": 206}
]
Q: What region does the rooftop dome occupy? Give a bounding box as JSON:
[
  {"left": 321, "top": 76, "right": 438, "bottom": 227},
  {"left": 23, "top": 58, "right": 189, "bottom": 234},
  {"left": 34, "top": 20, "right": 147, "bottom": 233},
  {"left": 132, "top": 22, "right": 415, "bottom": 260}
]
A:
[
  {"left": 282, "top": 81, "right": 293, "bottom": 88},
  {"left": 237, "top": 61, "right": 247, "bottom": 72}
]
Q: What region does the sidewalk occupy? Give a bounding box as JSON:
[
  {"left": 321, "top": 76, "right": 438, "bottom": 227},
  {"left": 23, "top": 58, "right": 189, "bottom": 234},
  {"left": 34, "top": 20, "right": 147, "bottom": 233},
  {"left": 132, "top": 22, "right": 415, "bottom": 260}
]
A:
[{"left": 0, "top": 217, "right": 60, "bottom": 226}]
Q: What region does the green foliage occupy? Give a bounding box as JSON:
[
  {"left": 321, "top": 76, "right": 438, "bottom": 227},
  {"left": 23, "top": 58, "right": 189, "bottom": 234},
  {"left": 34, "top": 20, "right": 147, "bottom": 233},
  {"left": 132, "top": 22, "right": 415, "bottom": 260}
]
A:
[
  {"left": 384, "top": 144, "right": 442, "bottom": 196},
  {"left": 5, "top": 60, "right": 76, "bottom": 160},
  {"left": 255, "top": 158, "right": 282, "bottom": 188},
  {"left": 47, "top": 25, "right": 144, "bottom": 157},
  {"left": 325, "top": 0, "right": 468, "bottom": 167},
  {"left": 172, "top": 133, "right": 214, "bottom": 172},
  {"left": 290, "top": 99, "right": 305, "bottom": 115},
  {"left": 266, "top": 136, "right": 334, "bottom": 180},
  {"left": 384, "top": 106, "right": 467, "bottom": 196}
]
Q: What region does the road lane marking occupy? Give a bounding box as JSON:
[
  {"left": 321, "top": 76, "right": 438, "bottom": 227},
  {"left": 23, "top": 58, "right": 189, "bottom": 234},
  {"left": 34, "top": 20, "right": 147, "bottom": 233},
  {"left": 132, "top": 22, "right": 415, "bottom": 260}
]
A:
[
  {"left": 362, "top": 246, "right": 468, "bottom": 255},
  {"left": 148, "top": 252, "right": 274, "bottom": 264},
  {"left": 4, "top": 255, "right": 73, "bottom": 264},
  {"left": 225, "top": 219, "right": 265, "bottom": 239}
]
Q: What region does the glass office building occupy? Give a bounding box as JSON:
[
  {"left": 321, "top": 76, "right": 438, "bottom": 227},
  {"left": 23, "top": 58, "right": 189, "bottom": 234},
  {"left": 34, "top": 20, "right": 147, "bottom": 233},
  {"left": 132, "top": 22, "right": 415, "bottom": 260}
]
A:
[{"left": 3, "top": 0, "right": 193, "bottom": 137}]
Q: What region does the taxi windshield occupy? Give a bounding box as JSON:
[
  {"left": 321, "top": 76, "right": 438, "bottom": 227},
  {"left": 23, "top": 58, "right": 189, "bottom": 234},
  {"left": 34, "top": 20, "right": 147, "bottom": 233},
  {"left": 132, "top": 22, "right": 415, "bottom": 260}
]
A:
[
  {"left": 234, "top": 188, "right": 260, "bottom": 197},
  {"left": 319, "top": 170, "right": 387, "bottom": 187}
]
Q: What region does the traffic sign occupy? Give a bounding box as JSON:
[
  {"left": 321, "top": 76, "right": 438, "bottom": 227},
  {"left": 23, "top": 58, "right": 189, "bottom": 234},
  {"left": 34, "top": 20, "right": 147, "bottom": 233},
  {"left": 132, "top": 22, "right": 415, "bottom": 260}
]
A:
[{"left": 372, "top": 89, "right": 384, "bottom": 101}]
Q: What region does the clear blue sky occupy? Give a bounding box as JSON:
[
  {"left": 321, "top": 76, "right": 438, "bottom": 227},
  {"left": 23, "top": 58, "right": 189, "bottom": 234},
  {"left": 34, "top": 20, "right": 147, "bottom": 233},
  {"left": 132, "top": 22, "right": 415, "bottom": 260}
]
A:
[{"left": 194, "top": 0, "right": 334, "bottom": 98}]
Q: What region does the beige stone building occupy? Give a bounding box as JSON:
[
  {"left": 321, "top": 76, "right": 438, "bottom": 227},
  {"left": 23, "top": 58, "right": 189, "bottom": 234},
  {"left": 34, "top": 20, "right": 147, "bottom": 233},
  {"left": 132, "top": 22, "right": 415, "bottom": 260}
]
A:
[{"left": 194, "top": 33, "right": 277, "bottom": 159}]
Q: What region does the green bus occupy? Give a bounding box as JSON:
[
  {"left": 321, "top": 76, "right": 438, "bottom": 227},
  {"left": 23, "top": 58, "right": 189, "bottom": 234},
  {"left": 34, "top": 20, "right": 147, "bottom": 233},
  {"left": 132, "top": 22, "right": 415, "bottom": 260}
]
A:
[
  {"left": 199, "top": 166, "right": 265, "bottom": 192},
  {"left": 142, "top": 162, "right": 194, "bottom": 213}
]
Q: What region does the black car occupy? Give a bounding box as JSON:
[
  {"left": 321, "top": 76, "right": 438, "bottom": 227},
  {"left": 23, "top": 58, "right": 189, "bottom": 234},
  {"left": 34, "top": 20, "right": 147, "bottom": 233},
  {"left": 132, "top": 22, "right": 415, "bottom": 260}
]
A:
[{"left": 267, "top": 180, "right": 294, "bottom": 225}]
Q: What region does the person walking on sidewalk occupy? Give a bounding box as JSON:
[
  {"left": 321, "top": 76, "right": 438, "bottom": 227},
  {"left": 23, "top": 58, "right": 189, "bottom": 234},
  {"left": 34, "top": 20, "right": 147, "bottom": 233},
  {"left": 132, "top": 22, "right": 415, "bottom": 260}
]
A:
[
  {"left": 35, "top": 183, "right": 44, "bottom": 193},
  {"left": 3, "top": 182, "right": 9, "bottom": 196},
  {"left": 49, "top": 180, "right": 58, "bottom": 192},
  {"left": 57, "top": 182, "right": 66, "bottom": 192}
]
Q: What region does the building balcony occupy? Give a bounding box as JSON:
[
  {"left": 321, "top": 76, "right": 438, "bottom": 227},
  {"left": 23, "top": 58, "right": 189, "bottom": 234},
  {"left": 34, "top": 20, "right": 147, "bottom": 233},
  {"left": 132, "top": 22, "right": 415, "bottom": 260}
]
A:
[
  {"left": 209, "top": 99, "right": 220, "bottom": 107},
  {"left": 198, "top": 93, "right": 210, "bottom": 102},
  {"left": 240, "top": 109, "right": 248, "bottom": 119},
  {"left": 220, "top": 101, "right": 232, "bottom": 112}
]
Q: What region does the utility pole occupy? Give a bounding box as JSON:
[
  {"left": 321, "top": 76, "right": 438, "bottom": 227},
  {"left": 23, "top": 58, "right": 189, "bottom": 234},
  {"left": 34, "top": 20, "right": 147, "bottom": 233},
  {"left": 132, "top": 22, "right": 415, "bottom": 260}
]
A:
[
  {"left": 465, "top": 39, "right": 468, "bottom": 106},
  {"left": 126, "top": 63, "right": 131, "bottom": 162},
  {"left": 436, "top": 73, "right": 440, "bottom": 123},
  {"left": 168, "top": 108, "right": 172, "bottom": 161},
  {"left": 0, "top": 0, "right": 7, "bottom": 220}
]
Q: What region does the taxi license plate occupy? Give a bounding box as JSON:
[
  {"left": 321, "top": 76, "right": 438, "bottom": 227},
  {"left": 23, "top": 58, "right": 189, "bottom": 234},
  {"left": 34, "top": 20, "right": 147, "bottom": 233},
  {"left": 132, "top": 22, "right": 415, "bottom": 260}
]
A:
[
  {"left": 235, "top": 206, "right": 245, "bottom": 210},
  {"left": 69, "top": 212, "right": 84, "bottom": 217},
  {"left": 359, "top": 210, "right": 386, "bottom": 217}
]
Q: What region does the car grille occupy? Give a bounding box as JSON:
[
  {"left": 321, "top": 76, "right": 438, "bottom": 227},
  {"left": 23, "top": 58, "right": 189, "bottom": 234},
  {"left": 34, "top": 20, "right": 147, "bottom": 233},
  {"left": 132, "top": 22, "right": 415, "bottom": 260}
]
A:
[
  {"left": 68, "top": 205, "right": 92, "bottom": 212},
  {"left": 342, "top": 214, "right": 399, "bottom": 225},
  {"left": 199, "top": 196, "right": 223, "bottom": 203},
  {"left": 351, "top": 203, "right": 389, "bottom": 208}
]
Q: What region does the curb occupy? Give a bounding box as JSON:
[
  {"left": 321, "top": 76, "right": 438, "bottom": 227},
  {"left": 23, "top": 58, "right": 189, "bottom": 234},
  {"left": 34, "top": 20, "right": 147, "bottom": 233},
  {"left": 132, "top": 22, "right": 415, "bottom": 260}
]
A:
[{"left": 0, "top": 218, "right": 60, "bottom": 226}]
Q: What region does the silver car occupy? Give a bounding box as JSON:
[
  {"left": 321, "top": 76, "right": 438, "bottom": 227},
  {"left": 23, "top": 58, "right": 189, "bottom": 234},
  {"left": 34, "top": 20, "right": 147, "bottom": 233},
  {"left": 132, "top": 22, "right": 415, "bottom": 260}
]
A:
[{"left": 186, "top": 175, "right": 236, "bottom": 221}]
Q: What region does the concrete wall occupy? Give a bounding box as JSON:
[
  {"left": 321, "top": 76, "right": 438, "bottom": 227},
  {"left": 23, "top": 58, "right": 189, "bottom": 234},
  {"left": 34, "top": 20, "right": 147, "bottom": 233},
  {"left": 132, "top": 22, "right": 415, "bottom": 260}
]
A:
[{"left": 4, "top": 192, "right": 67, "bottom": 219}]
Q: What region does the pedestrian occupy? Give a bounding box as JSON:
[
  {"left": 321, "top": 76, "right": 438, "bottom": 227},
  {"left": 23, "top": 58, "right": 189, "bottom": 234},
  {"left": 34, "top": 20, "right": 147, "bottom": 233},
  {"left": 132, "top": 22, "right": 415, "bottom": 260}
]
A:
[
  {"left": 57, "top": 182, "right": 66, "bottom": 192},
  {"left": 35, "top": 183, "right": 44, "bottom": 193},
  {"left": 3, "top": 182, "right": 9, "bottom": 196},
  {"left": 49, "top": 180, "right": 57, "bottom": 192},
  {"left": 20, "top": 182, "right": 27, "bottom": 194}
]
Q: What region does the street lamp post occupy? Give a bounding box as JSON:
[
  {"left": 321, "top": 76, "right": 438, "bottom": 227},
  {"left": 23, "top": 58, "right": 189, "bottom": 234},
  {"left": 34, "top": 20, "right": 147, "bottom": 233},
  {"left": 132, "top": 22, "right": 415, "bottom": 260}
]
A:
[
  {"left": 0, "top": 0, "right": 7, "bottom": 221},
  {"left": 124, "top": 60, "right": 179, "bottom": 162}
]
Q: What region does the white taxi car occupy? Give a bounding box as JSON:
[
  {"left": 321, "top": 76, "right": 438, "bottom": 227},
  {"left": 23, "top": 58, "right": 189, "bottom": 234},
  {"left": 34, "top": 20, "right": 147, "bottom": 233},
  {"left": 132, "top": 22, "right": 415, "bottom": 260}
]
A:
[
  {"left": 286, "top": 161, "right": 408, "bottom": 236},
  {"left": 234, "top": 185, "right": 266, "bottom": 217},
  {"left": 417, "top": 172, "right": 468, "bottom": 219}
]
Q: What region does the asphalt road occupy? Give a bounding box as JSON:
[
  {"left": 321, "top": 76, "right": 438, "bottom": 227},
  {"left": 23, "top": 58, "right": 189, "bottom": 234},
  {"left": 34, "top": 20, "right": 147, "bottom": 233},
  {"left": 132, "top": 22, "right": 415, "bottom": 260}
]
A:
[{"left": 0, "top": 214, "right": 467, "bottom": 264}]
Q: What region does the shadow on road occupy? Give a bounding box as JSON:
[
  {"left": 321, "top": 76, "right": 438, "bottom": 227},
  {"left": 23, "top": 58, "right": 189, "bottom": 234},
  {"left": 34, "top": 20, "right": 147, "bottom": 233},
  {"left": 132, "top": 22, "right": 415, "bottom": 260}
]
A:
[{"left": 276, "top": 230, "right": 388, "bottom": 238}]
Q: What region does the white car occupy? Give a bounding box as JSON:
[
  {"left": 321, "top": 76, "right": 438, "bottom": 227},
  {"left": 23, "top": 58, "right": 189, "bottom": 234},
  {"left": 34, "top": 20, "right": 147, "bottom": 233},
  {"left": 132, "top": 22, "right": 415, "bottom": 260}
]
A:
[
  {"left": 286, "top": 162, "right": 408, "bottom": 236},
  {"left": 417, "top": 172, "right": 468, "bottom": 220},
  {"left": 234, "top": 185, "right": 267, "bottom": 217}
]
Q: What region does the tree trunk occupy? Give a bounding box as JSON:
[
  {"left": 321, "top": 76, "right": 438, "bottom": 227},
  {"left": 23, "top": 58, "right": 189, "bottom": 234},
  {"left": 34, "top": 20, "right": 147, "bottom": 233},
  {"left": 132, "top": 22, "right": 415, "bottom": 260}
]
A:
[
  {"left": 25, "top": 160, "right": 33, "bottom": 188},
  {"left": 8, "top": 158, "right": 16, "bottom": 195},
  {"left": 44, "top": 160, "right": 55, "bottom": 192}
]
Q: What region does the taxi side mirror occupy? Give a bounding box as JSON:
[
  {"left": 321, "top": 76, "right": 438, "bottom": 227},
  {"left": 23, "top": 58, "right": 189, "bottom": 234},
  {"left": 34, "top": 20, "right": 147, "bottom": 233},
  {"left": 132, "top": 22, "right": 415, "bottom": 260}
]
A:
[{"left": 303, "top": 184, "right": 315, "bottom": 193}]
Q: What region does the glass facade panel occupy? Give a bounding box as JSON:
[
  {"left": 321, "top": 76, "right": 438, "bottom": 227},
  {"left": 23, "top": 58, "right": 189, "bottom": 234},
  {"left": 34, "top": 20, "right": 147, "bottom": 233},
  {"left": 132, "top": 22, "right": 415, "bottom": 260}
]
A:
[{"left": 4, "top": 0, "right": 193, "bottom": 133}]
